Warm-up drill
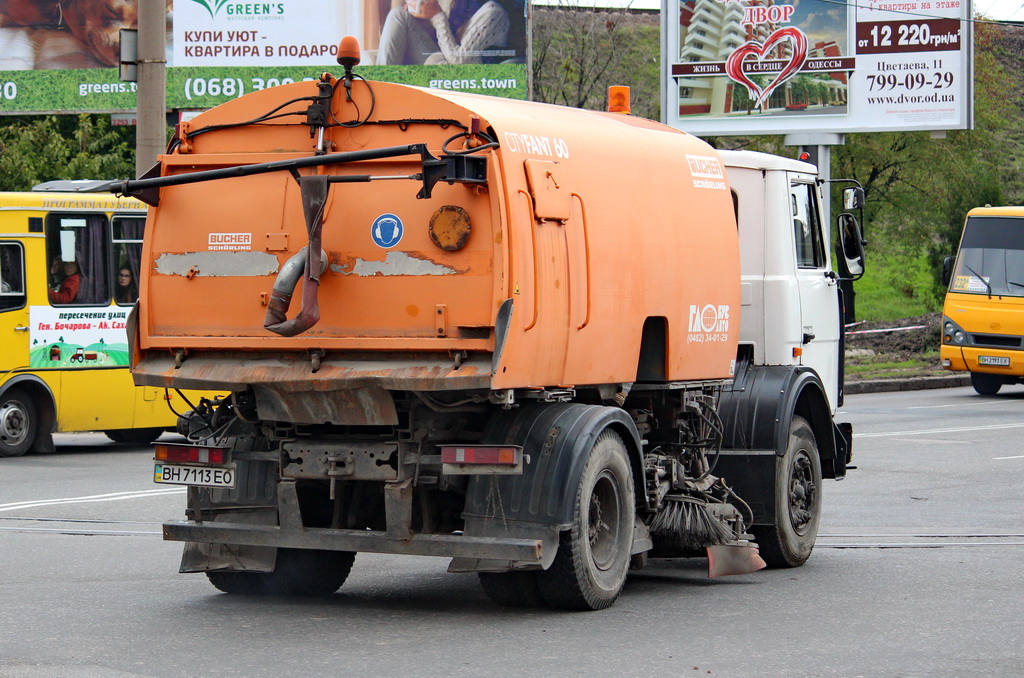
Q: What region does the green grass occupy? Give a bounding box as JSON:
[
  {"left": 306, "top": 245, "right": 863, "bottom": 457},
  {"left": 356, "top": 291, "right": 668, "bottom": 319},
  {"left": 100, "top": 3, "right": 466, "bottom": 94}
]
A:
[
  {"left": 852, "top": 248, "right": 942, "bottom": 321},
  {"left": 845, "top": 353, "right": 943, "bottom": 380}
]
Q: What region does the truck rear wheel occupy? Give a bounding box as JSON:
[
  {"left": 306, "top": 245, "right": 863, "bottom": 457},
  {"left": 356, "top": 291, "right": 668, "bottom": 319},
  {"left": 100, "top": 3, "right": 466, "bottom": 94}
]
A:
[
  {"left": 536, "top": 429, "right": 634, "bottom": 611},
  {"left": 0, "top": 389, "right": 36, "bottom": 457},
  {"left": 971, "top": 372, "right": 1002, "bottom": 396},
  {"left": 206, "top": 548, "right": 356, "bottom": 596},
  {"left": 753, "top": 415, "right": 821, "bottom": 568},
  {"left": 478, "top": 571, "right": 546, "bottom": 607}
]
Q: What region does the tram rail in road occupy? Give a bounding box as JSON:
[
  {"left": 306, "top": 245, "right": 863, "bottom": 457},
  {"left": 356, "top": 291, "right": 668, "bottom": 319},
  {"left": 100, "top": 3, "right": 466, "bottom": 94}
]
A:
[{"left": 3, "top": 510, "right": 1024, "bottom": 549}]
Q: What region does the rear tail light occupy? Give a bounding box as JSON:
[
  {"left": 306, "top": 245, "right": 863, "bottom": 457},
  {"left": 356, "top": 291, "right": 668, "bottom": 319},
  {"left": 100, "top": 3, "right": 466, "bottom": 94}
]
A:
[
  {"left": 154, "top": 442, "right": 229, "bottom": 465},
  {"left": 440, "top": 445, "right": 524, "bottom": 475},
  {"left": 441, "top": 445, "right": 519, "bottom": 465}
]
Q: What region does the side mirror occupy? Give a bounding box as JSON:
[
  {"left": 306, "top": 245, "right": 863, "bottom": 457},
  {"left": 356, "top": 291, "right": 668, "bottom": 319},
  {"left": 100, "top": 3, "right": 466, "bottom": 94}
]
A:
[
  {"left": 942, "top": 255, "right": 954, "bottom": 287},
  {"left": 842, "top": 186, "right": 865, "bottom": 211},
  {"left": 836, "top": 212, "right": 865, "bottom": 279}
]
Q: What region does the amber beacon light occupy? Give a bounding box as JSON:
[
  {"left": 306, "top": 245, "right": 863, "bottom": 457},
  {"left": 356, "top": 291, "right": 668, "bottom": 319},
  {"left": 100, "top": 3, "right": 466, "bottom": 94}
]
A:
[
  {"left": 608, "top": 86, "right": 631, "bottom": 114},
  {"left": 337, "top": 36, "right": 361, "bottom": 68}
]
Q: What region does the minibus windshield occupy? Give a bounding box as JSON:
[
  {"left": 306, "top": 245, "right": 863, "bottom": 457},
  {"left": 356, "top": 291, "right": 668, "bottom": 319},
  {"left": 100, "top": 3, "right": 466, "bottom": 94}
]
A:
[{"left": 951, "top": 216, "right": 1024, "bottom": 298}]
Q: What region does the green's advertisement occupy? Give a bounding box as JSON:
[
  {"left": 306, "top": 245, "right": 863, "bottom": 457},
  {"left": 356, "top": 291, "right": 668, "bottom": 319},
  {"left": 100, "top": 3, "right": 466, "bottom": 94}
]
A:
[{"left": 0, "top": 0, "right": 527, "bottom": 114}]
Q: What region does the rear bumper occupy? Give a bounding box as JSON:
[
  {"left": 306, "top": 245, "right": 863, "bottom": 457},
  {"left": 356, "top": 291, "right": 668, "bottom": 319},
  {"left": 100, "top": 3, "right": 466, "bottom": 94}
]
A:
[
  {"left": 163, "top": 520, "right": 544, "bottom": 564},
  {"left": 132, "top": 351, "right": 493, "bottom": 392}
]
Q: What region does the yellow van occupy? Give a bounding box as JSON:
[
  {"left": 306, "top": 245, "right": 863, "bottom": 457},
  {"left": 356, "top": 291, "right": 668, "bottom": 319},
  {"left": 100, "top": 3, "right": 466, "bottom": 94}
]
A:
[
  {"left": 941, "top": 206, "right": 1024, "bottom": 395},
  {"left": 0, "top": 182, "right": 200, "bottom": 456}
]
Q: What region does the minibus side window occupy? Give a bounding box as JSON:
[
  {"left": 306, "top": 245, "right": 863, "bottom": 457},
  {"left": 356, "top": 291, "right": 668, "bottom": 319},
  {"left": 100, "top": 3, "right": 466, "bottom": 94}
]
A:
[
  {"left": 112, "top": 216, "right": 144, "bottom": 305},
  {"left": 46, "top": 213, "right": 110, "bottom": 306},
  {"left": 0, "top": 242, "right": 25, "bottom": 312}
]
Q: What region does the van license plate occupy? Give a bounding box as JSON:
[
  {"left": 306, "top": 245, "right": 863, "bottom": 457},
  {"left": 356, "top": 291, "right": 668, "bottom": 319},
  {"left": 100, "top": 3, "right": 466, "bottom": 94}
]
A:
[
  {"left": 154, "top": 463, "right": 235, "bottom": 488},
  {"left": 978, "top": 356, "right": 1011, "bottom": 367}
]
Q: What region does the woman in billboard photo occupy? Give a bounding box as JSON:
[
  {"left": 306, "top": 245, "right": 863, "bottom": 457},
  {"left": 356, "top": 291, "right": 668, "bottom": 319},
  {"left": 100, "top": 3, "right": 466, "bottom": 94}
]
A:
[
  {"left": 0, "top": 0, "right": 171, "bottom": 70},
  {"left": 375, "top": 0, "right": 511, "bottom": 65}
]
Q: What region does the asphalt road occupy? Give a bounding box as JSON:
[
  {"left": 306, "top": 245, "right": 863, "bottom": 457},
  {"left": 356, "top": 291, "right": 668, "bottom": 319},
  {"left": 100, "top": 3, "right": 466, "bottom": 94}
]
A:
[{"left": 1, "top": 385, "right": 1022, "bottom": 678}]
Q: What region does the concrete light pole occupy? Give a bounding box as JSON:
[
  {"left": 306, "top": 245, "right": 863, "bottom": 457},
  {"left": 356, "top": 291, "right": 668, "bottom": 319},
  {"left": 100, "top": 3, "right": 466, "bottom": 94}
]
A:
[{"left": 136, "top": 0, "right": 167, "bottom": 178}]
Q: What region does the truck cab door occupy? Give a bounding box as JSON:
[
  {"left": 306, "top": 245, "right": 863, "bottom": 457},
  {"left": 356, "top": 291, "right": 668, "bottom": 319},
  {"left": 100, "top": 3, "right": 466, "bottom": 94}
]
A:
[{"left": 790, "top": 179, "right": 840, "bottom": 410}]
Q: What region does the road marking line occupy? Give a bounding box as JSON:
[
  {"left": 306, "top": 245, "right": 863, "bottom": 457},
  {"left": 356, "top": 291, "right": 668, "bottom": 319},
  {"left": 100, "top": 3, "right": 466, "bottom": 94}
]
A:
[
  {"left": 819, "top": 542, "right": 1024, "bottom": 549},
  {"left": 857, "top": 423, "right": 1024, "bottom": 438},
  {"left": 0, "top": 488, "right": 185, "bottom": 513},
  {"left": 0, "top": 525, "right": 161, "bottom": 536},
  {"left": 821, "top": 532, "right": 1024, "bottom": 538},
  {"left": 994, "top": 455, "right": 1024, "bottom": 460},
  {"left": 904, "top": 402, "right": 1022, "bottom": 410}
]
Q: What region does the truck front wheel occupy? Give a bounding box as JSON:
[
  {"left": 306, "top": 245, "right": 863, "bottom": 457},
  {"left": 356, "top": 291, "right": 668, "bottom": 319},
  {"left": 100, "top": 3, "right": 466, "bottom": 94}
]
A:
[
  {"left": 206, "top": 548, "right": 356, "bottom": 596},
  {"left": 753, "top": 415, "right": 822, "bottom": 568},
  {"left": 104, "top": 427, "right": 167, "bottom": 444},
  {"left": 536, "top": 429, "right": 634, "bottom": 611}
]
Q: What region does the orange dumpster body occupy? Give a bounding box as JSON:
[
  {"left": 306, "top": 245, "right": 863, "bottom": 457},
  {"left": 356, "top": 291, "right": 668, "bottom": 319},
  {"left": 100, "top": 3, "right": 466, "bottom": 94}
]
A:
[{"left": 132, "top": 78, "right": 740, "bottom": 405}]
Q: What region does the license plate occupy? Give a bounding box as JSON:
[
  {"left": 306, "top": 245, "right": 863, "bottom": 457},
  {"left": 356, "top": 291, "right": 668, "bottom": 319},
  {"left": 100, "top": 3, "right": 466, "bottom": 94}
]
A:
[
  {"left": 978, "top": 355, "right": 1011, "bottom": 367},
  {"left": 154, "top": 463, "right": 235, "bottom": 488}
]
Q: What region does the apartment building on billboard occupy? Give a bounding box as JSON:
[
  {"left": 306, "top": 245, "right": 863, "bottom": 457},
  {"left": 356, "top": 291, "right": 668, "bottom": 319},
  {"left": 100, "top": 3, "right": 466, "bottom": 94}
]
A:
[{"left": 676, "top": 0, "right": 847, "bottom": 116}]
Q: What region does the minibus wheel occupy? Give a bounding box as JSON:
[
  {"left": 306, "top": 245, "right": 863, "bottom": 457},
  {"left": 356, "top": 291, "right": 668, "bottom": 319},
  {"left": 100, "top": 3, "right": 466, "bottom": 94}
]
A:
[
  {"left": 971, "top": 372, "right": 1002, "bottom": 396},
  {"left": 0, "top": 389, "right": 36, "bottom": 457}
]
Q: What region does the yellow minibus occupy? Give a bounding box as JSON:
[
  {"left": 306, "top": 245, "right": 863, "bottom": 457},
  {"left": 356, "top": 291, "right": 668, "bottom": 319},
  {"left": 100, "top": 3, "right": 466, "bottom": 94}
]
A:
[
  {"left": 0, "top": 182, "right": 196, "bottom": 456},
  {"left": 942, "top": 206, "right": 1024, "bottom": 395}
]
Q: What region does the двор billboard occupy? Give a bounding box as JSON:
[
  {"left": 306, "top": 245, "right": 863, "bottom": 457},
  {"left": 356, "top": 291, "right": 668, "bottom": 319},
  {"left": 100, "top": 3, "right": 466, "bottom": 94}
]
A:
[
  {"left": 0, "top": 0, "right": 527, "bottom": 114},
  {"left": 662, "top": 0, "right": 972, "bottom": 135}
]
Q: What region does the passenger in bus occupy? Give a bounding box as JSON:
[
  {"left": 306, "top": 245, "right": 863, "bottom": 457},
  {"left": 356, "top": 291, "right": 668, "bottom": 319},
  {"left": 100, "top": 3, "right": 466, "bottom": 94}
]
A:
[
  {"left": 115, "top": 265, "right": 137, "bottom": 304},
  {"left": 48, "top": 256, "right": 81, "bottom": 304}
]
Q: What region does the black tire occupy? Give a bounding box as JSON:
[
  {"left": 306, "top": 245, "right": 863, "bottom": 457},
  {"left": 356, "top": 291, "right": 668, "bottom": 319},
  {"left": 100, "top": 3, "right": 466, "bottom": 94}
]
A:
[
  {"left": 0, "top": 389, "right": 37, "bottom": 457},
  {"left": 971, "top": 372, "right": 1002, "bottom": 396},
  {"left": 478, "top": 571, "right": 547, "bottom": 608},
  {"left": 104, "top": 427, "right": 166, "bottom": 444},
  {"left": 205, "top": 570, "right": 268, "bottom": 595},
  {"left": 206, "top": 548, "right": 356, "bottom": 596},
  {"left": 753, "top": 415, "right": 822, "bottom": 568},
  {"left": 536, "top": 429, "right": 634, "bottom": 611}
]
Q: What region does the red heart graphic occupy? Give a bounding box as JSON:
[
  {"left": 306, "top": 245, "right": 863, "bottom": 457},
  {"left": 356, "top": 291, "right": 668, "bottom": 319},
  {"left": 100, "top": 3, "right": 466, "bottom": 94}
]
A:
[{"left": 725, "top": 27, "right": 808, "bottom": 109}]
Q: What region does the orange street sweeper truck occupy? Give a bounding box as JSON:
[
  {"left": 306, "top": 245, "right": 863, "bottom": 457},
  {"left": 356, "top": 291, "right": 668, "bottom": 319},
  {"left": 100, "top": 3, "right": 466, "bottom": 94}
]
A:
[{"left": 111, "top": 39, "right": 865, "bottom": 611}]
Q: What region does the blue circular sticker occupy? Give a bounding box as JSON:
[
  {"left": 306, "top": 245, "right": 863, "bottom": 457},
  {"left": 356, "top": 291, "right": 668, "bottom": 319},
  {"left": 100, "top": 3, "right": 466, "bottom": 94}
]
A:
[{"left": 371, "top": 213, "right": 404, "bottom": 248}]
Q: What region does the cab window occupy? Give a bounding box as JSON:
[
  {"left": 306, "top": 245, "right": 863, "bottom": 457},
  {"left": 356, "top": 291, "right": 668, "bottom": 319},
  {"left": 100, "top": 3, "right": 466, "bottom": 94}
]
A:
[
  {"left": 46, "top": 213, "right": 109, "bottom": 306},
  {"left": 790, "top": 182, "right": 825, "bottom": 269},
  {"left": 0, "top": 242, "right": 25, "bottom": 312}
]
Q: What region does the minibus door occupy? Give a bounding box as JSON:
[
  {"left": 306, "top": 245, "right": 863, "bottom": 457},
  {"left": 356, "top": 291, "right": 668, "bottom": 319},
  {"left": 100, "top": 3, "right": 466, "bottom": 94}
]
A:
[{"left": 0, "top": 241, "right": 30, "bottom": 374}]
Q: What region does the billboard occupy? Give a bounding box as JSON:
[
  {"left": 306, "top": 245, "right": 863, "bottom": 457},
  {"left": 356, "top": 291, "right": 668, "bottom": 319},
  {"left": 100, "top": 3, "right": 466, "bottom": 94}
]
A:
[
  {"left": 0, "top": 0, "right": 527, "bottom": 114},
  {"left": 662, "top": 0, "right": 973, "bottom": 135}
]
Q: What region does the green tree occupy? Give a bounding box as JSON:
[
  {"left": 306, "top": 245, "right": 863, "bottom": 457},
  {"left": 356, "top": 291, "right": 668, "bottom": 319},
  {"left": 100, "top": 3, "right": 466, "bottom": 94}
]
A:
[
  {"left": 532, "top": 3, "right": 660, "bottom": 119},
  {"left": 0, "top": 114, "right": 135, "bottom": 191}
]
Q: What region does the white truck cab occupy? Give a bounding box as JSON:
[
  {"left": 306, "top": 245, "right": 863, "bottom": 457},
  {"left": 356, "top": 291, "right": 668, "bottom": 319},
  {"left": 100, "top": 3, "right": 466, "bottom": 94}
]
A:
[
  {"left": 722, "top": 150, "right": 842, "bottom": 412},
  {"left": 715, "top": 149, "right": 864, "bottom": 569}
]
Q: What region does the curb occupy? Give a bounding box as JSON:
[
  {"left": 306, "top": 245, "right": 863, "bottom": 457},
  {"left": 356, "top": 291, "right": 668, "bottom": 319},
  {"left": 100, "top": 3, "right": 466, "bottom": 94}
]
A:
[{"left": 845, "top": 374, "right": 972, "bottom": 395}]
